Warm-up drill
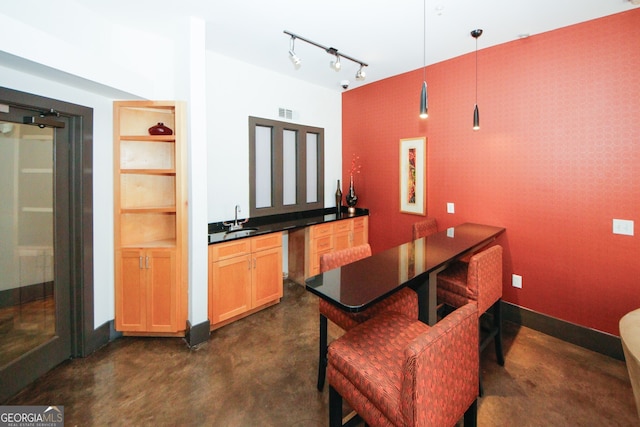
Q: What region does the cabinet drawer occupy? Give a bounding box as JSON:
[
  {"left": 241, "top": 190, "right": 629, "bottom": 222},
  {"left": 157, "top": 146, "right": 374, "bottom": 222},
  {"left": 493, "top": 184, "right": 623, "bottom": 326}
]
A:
[
  {"left": 251, "top": 232, "right": 282, "bottom": 252},
  {"left": 334, "top": 220, "right": 352, "bottom": 233},
  {"left": 209, "top": 239, "right": 251, "bottom": 261},
  {"left": 352, "top": 217, "right": 367, "bottom": 229},
  {"left": 313, "top": 235, "right": 333, "bottom": 252},
  {"left": 310, "top": 223, "right": 333, "bottom": 239}
]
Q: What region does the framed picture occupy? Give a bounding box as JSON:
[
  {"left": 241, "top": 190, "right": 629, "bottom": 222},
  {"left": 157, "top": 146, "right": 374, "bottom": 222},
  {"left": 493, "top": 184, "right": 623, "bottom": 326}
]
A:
[{"left": 399, "top": 137, "right": 426, "bottom": 215}]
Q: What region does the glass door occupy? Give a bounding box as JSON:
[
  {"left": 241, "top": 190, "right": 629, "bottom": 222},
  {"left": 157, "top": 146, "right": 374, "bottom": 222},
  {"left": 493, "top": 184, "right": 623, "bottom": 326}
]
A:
[
  {"left": 0, "top": 104, "right": 71, "bottom": 402},
  {"left": 0, "top": 121, "right": 55, "bottom": 366}
]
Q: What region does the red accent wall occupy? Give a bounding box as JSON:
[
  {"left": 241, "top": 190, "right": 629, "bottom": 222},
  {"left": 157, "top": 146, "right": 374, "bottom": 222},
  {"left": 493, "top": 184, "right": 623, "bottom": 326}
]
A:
[{"left": 342, "top": 10, "right": 640, "bottom": 336}]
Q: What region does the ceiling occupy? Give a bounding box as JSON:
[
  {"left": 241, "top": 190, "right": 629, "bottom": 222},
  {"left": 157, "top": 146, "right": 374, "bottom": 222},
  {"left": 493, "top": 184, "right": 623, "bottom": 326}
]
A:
[{"left": 86, "top": 0, "right": 637, "bottom": 92}]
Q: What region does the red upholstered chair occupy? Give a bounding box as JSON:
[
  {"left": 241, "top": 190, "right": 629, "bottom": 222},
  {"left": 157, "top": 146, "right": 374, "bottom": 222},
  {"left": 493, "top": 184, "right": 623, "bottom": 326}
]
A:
[
  {"left": 317, "top": 244, "right": 418, "bottom": 391},
  {"left": 437, "top": 245, "right": 504, "bottom": 393},
  {"left": 412, "top": 217, "right": 438, "bottom": 240},
  {"left": 328, "top": 303, "right": 479, "bottom": 427}
]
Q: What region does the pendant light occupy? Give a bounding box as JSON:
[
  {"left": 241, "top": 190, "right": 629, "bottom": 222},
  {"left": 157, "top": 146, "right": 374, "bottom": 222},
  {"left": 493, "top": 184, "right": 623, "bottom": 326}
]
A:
[
  {"left": 471, "top": 29, "right": 483, "bottom": 130},
  {"left": 419, "top": 0, "right": 428, "bottom": 119}
]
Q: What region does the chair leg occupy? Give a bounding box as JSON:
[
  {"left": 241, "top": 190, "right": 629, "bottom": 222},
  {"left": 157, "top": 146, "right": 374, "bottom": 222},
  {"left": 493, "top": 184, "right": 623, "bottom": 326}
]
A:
[
  {"left": 464, "top": 398, "right": 478, "bottom": 427},
  {"left": 478, "top": 322, "right": 484, "bottom": 397},
  {"left": 317, "top": 314, "right": 328, "bottom": 391},
  {"left": 329, "top": 385, "right": 343, "bottom": 427},
  {"left": 493, "top": 300, "right": 505, "bottom": 366}
]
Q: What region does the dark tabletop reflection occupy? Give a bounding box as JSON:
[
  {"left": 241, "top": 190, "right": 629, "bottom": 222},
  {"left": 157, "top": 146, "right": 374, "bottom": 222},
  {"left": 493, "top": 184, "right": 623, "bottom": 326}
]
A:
[{"left": 305, "top": 223, "right": 505, "bottom": 312}]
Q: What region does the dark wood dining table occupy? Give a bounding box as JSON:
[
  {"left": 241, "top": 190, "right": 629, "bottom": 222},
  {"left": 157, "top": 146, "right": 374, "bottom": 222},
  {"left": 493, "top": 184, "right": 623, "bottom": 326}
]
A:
[{"left": 305, "top": 222, "right": 505, "bottom": 325}]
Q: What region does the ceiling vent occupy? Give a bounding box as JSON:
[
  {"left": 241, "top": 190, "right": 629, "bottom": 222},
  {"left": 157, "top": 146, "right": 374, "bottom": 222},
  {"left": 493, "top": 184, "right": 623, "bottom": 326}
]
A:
[{"left": 278, "top": 108, "right": 293, "bottom": 120}]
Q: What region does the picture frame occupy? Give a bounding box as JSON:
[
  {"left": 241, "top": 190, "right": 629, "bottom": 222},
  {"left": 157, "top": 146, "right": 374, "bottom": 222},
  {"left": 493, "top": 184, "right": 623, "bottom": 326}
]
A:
[{"left": 399, "top": 137, "right": 426, "bottom": 215}]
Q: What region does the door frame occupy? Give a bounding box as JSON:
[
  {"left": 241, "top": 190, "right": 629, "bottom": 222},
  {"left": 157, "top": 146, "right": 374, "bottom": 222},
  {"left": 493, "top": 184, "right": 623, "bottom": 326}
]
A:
[{"left": 0, "top": 87, "right": 96, "bottom": 403}]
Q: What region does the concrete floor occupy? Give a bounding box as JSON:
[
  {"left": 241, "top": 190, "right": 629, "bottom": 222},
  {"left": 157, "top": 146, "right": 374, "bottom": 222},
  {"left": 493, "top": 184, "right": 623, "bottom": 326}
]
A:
[{"left": 7, "top": 281, "right": 638, "bottom": 426}]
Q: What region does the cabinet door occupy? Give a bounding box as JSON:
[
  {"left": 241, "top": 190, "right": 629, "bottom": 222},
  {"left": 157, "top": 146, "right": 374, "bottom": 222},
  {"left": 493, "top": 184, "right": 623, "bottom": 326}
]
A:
[
  {"left": 210, "top": 254, "right": 252, "bottom": 324},
  {"left": 252, "top": 246, "right": 283, "bottom": 307},
  {"left": 310, "top": 235, "right": 333, "bottom": 277},
  {"left": 334, "top": 219, "right": 353, "bottom": 251},
  {"left": 352, "top": 216, "right": 369, "bottom": 246},
  {"left": 116, "top": 250, "right": 147, "bottom": 332},
  {"left": 146, "top": 250, "right": 177, "bottom": 332}
]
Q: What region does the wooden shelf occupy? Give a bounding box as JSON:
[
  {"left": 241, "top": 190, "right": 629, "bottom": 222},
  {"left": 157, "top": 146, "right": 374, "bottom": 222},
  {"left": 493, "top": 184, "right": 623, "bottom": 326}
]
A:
[
  {"left": 120, "top": 169, "right": 176, "bottom": 175},
  {"left": 120, "top": 135, "right": 176, "bottom": 142},
  {"left": 121, "top": 239, "right": 177, "bottom": 249},
  {"left": 120, "top": 207, "right": 176, "bottom": 214}
]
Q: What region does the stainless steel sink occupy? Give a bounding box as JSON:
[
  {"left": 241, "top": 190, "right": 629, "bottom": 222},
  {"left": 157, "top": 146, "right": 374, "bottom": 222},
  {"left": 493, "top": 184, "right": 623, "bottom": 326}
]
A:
[{"left": 223, "top": 227, "right": 259, "bottom": 239}]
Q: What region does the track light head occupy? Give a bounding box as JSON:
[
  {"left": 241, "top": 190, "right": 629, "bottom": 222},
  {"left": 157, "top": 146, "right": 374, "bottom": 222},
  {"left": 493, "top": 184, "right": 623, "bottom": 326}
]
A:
[
  {"left": 330, "top": 54, "right": 341, "bottom": 71},
  {"left": 355, "top": 65, "right": 366, "bottom": 81},
  {"left": 289, "top": 50, "right": 301, "bottom": 66},
  {"left": 288, "top": 36, "right": 301, "bottom": 68}
]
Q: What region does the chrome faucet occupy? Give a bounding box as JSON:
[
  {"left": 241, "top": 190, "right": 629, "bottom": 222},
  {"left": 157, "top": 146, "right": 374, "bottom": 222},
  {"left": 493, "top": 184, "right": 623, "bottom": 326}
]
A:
[{"left": 223, "top": 204, "right": 250, "bottom": 231}]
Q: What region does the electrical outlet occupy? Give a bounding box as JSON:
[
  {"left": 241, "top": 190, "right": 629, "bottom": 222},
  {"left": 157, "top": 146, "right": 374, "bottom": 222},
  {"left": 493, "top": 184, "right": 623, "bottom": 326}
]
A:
[
  {"left": 447, "top": 202, "right": 455, "bottom": 214},
  {"left": 613, "top": 219, "right": 634, "bottom": 236},
  {"left": 512, "top": 274, "right": 522, "bottom": 289}
]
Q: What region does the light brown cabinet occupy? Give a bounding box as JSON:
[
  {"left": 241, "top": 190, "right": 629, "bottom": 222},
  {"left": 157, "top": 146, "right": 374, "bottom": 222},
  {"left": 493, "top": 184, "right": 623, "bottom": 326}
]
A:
[
  {"left": 351, "top": 216, "right": 369, "bottom": 246},
  {"left": 116, "top": 249, "right": 176, "bottom": 333},
  {"left": 288, "top": 216, "right": 369, "bottom": 284},
  {"left": 209, "top": 233, "right": 283, "bottom": 329},
  {"left": 114, "top": 101, "right": 187, "bottom": 335}
]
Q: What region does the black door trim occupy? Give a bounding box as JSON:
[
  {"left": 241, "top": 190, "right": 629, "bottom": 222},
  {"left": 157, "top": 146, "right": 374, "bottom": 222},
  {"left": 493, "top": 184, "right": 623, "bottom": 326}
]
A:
[{"left": 0, "top": 87, "right": 99, "bottom": 402}]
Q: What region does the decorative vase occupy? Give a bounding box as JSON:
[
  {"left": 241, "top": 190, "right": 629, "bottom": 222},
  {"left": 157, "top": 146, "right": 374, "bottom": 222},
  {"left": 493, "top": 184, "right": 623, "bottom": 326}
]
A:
[
  {"left": 148, "top": 122, "right": 173, "bottom": 136},
  {"left": 335, "top": 180, "right": 342, "bottom": 214},
  {"left": 346, "top": 175, "right": 358, "bottom": 213}
]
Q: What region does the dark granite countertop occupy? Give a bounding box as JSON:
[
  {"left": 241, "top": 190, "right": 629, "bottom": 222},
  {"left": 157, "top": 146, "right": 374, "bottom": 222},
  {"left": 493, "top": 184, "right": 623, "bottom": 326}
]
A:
[{"left": 208, "top": 207, "right": 369, "bottom": 245}]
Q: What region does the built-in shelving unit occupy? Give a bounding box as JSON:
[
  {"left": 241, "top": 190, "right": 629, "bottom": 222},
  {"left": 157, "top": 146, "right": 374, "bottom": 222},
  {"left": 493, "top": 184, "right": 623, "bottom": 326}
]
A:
[{"left": 113, "top": 101, "right": 188, "bottom": 335}]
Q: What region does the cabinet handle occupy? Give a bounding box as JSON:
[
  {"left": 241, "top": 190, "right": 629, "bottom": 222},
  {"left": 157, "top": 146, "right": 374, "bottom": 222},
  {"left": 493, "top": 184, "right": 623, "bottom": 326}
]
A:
[
  {"left": 248, "top": 259, "right": 251, "bottom": 271},
  {"left": 253, "top": 258, "right": 256, "bottom": 269},
  {"left": 146, "top": 256, "right": 150, "bottom": 269},
  {"left": 139, "top": 256, "right": 143, "bottom": 269}
]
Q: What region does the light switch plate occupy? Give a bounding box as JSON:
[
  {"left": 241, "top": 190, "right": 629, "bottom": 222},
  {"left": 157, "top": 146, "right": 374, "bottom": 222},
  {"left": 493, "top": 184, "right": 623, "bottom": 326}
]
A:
[
  {"left": 447, "top": 202, "right": 455, "bottom": 214},
  {"left": 613, "top": 219, "right": 634, "bottom": 236},
  {"left": 512, "top": 274, "right": 522, "bottom": 289}
]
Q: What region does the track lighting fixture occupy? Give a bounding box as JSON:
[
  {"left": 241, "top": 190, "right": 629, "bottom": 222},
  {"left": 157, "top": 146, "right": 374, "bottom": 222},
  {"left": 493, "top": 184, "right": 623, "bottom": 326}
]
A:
[
  {"left": 471, "top": 29, "right": 483, "bottom": 131},
  {"left": 283, "top": 30, "right": 368, "bottom": 82},
  {"left": 288, "top": 36, "right": 301, "bottom": 67}
]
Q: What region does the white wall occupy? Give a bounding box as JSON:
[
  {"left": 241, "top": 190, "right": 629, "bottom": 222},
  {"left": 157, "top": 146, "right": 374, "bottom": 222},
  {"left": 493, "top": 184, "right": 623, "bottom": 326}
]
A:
[{"left": 206, "top": 52, "right": 343, "bottom": 223}]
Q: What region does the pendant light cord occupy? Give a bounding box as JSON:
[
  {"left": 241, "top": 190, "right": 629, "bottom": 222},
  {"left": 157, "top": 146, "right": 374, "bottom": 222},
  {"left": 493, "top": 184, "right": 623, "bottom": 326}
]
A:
[
  {"left": 423, "top": 0, "right": 426, "bottom": 83},
  {"left": 475, "top": 36, "right": 478, "bottom": 105}
]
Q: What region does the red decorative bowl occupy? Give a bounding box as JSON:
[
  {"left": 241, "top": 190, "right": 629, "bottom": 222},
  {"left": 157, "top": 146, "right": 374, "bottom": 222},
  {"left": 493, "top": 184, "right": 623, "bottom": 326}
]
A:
[{"left": 148, "top": 122, "right": 173, "bottom": 135}]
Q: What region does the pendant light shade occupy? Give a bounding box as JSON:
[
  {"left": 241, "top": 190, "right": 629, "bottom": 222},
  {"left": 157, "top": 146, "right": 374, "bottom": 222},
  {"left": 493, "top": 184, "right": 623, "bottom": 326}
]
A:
[
  {"left": 419, "top": 0, "right": 428, "bottom": 119},
  {"left": 420, "top": 81, "right": 428, "bottom": 119},
  {"left": 473, "top": 104, "right": 480, "bottom": 130}
]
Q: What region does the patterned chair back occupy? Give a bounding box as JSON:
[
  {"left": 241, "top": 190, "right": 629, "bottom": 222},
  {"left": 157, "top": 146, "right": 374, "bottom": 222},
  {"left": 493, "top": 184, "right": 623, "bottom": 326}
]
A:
[
  {"left": 320, "top": 244, "right": 372, "bottom": 273},
  {"left": 412, "top": 217, "right": 438, "bottom": 240}
]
